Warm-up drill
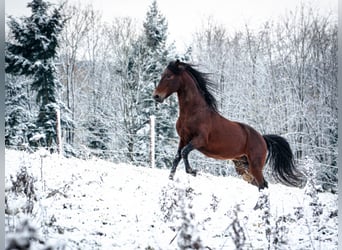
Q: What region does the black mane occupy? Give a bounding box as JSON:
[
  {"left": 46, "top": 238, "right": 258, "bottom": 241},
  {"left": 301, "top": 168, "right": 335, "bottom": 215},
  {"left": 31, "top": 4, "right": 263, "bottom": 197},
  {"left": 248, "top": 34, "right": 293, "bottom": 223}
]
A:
[{"left": 167, "top": 61, "right": 218, "bottom": 112}]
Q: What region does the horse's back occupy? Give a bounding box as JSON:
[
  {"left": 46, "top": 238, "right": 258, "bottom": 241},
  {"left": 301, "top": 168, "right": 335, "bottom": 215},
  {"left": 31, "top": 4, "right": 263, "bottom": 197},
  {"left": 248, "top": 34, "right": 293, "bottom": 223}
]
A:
[{"left": 237, "top": 122, "right": 267, "bottom": 151}]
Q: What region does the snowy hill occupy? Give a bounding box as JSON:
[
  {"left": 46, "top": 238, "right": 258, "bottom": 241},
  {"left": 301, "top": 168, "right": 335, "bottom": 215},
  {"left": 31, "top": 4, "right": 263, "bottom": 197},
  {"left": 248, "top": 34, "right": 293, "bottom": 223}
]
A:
[{"left": 5, "top": 149, "right": 338, "bottom": 249}]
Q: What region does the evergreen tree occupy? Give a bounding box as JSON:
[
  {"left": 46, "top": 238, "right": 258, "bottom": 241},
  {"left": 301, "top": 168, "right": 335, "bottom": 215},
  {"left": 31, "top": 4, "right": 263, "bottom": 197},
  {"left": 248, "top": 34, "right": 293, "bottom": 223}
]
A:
[
  {"left": 122, "top": 40, "right": 147, "bottom": 163},
  {"left": 121, "top": 0, "right": 176, "bottom": 166},
  {"left": 5, "top": 0, "right": 68, "bottom": 149},
  {"left": 142, "top": 0, "right": 169, "bottom": 85},
  {"left": 141, "top": 0, "right": 178, "bottom": 168},
  {"left": 5, "top": 75, "right": 34, "bottom": 147},
  {"left": 84, "top": 107, "right": 111, "bottom": 159}
]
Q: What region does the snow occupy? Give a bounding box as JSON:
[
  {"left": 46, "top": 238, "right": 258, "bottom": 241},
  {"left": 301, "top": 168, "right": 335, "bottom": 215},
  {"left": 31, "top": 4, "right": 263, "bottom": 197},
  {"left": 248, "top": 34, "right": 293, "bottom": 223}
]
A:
[
  {"left": 5, "top": 149, "right": 338, "bottom": 249},
  {"left": 29, "top": 133, "right": 45, "bottom": 142}
]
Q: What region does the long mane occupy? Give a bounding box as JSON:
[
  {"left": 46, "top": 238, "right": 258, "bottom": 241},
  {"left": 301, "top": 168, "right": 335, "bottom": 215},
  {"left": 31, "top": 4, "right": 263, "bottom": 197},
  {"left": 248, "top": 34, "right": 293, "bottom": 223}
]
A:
[{"left": 167, "top": 61, "right": 219, "bottom": 113}]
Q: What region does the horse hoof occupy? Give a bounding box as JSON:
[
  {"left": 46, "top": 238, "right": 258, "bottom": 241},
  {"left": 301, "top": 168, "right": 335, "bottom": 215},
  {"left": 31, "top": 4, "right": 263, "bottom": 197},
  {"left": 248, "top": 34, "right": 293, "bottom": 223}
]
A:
[
  {"left": 258, "top": 180, "right": 269, "bottom": 191},
  {"left": 185, "top": 169, "right": 197, "bottom": 177},
  {"left": 169, "top": 173, "right": 174, "bottom": 180},
  {"left": 191, "top": 170, "right": 197, "bottom": 177}
]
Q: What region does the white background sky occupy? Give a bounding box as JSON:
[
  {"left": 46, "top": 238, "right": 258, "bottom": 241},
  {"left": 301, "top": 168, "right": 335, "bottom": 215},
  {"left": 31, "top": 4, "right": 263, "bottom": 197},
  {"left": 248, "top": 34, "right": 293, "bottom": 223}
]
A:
[{"left": 5, "top": 0, "right": 337, "bottom": 51}]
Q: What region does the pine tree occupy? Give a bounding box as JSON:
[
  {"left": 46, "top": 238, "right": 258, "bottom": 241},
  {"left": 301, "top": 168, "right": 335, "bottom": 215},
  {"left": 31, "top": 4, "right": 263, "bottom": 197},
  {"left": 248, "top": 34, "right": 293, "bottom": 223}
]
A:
[
  {"left": 142, "top": 0, "right": 169, "bottom": 85},
  {"left": 120, "top": 0, "right": 176, "bottom": 166},
  {"left": 5, "top": 75, "right": 33, "bottom": 147},
  {"left": 142, "top": 0, "right": 178, "bottom": 168},
  {"left": 84, "top": 106, "right": 111, "bottom": 159},
  {"left": 5, "top": 0, "right": 67, "bottom": 149},
  {"left": 123, "top": 40, "right": 147, "bottom": 163}
]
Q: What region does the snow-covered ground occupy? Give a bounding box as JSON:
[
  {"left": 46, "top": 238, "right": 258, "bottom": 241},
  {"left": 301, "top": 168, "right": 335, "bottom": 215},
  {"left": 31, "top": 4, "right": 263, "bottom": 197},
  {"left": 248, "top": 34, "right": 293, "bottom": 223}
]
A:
[{"left": 5, "top": 149, "right": 338, "bottom": 249}]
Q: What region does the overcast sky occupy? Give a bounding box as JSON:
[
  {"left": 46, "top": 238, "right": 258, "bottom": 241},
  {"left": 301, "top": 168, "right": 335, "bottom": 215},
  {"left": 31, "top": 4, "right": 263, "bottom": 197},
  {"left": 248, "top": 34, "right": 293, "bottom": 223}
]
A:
[{"left": 6, "top": 0, "right": 337, "bottom": 51}]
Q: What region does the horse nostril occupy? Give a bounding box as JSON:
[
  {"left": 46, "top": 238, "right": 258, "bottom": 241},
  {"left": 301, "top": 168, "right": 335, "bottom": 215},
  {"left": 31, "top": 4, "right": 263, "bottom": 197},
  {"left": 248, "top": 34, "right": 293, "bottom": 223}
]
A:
[{"left": 153, "top": 94, "right": 160, "bottom": 101}]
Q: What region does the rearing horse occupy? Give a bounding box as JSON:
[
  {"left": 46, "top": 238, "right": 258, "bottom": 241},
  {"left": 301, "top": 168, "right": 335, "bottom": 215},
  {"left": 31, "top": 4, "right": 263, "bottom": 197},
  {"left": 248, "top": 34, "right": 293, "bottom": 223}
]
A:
[{"left": 153, "top": 60, "right": 304, "bottom": 190}]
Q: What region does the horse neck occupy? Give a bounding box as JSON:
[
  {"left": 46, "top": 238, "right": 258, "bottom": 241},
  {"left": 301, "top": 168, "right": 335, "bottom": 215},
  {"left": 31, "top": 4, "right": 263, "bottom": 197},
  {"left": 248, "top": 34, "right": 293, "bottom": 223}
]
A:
[{"left": 177, "top": 73, "right": 208, "bottom": 115}]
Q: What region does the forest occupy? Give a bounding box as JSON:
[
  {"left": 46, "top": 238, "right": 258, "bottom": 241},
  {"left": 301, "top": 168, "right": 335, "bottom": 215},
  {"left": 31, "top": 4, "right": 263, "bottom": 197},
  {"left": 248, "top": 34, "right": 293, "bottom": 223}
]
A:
[{"left": 5, "top": 0, "right": 338, "bottom": 190}]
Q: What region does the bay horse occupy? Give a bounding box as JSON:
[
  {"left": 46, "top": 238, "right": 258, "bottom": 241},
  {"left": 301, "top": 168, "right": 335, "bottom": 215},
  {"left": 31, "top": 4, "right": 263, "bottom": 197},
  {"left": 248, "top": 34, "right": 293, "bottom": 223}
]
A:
[{"left": 152, "top": 60, "right": 304, "bottom": 190}]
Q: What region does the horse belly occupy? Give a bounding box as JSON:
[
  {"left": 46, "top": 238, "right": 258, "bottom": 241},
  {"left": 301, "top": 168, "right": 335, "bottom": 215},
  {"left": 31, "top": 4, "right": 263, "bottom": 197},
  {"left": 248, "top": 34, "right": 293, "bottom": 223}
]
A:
[
  {"left": 199, "top": 146, "right": 243, "bottom": 160},
  {"left": 199, "top": 131, "right": 246, "bottom": 160},
  {"left": 199, "top": 150, "right": 235, "bottom": 160}
]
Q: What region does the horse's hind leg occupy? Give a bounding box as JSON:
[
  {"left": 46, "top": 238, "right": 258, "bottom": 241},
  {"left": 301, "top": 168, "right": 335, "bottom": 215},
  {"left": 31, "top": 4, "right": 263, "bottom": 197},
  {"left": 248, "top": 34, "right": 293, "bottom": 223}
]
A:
[
  {"left": 234, "top": 155, "right": 268, "bottom": 190},
  {"left": 233, "top": 156, "right": 257, "bottom": 185},
  {"left": 248, "top": 156, "right": 268, "bottom": 190}
]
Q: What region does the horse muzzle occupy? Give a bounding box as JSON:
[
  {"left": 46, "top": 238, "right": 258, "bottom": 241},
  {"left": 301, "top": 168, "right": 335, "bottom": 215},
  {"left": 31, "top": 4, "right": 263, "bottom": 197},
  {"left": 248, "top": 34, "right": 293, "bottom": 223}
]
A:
[{"left": 152, "top": 93, "right": 165, "bottom": 103}]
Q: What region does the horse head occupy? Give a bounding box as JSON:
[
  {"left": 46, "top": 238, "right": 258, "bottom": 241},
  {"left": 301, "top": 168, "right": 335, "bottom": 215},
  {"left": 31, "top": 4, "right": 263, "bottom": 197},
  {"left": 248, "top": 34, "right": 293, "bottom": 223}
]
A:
[{"left": 152, "top": 60, "right": 185, "bottom": 103}]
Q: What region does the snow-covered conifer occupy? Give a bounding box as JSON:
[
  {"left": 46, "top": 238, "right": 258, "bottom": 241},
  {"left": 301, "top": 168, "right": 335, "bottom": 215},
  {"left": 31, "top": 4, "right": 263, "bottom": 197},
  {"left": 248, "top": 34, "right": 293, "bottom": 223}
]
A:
[
  {"left": 6, "top": 0, "right": 66, "bottom": 149},
  {"left": 122, "top": 0, "right": 177, "bottom": 166},
  {"left": 143, "top": 0, "right": 178, "bottom": 168},
  {"left": 5, "top": 75, "right": 33, "bottom": 147}
]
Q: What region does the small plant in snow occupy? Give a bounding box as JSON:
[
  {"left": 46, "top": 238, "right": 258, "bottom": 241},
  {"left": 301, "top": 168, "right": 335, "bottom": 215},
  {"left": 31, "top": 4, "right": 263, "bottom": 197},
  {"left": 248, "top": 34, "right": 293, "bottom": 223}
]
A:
[
  {"left": 272, "top": 215, "right": 289, "bottom": 249},
  {"left": 304, "top": 158, "right": 323, "bottom": 221},
  {"left": 210, "top": 194, "right": 220, "bottom": 212},
  {"left": 255, "top": 189, "right": 272, "bottom": 250},
  {"left": 9, "top": 165, "right": 37, "bottom": 214},
  {"left": 176, "top": 187, "right": 203, "bottom": 249},
  {"left": 160, "top": 180, "right": 204, "bottom": 249},
  {"left": 159, "top": 181, "right": 181, "bottom": 223},
  {"left": 5, "top": 219, "right": 38, "bottom": 250},
  {"left": 303, "top": 158, "right": 324, "bottom": 247},
  {"left": 254, "top": 189, "right": 291, "bottom": 249},
  {"left": 5, "top": 219, "right": 65, "bottom": 250},
  {"left": 5, "top": 159, "right": 52, "bottom": 245},
  {"left": 294, "top": 206, "right": 304, "bottom": 220},
  {"left": 10, "top": 165, "right": 36, "bottom": 200},
  {"left": 227, "top": 204, "right": 246, "bottom": 250}
]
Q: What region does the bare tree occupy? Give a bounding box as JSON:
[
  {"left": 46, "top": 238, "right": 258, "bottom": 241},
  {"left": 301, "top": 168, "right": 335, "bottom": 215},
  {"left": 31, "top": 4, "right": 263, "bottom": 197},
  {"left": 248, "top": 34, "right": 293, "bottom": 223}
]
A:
[
  {"left": 190, "top": 6, "right": 337, "bottom": 188},
  {"left": 104, "top": 17, "right": 141, "bottom": 162},
  {"left": 59, "top": 2, "right": 92, "bottom": 144}
]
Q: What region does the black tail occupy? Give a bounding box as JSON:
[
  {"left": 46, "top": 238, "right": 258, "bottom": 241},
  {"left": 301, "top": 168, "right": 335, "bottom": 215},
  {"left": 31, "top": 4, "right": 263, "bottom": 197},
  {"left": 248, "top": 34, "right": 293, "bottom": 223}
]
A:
[{"left": 263, "top": 134, "right": 305, "bottom": 187}]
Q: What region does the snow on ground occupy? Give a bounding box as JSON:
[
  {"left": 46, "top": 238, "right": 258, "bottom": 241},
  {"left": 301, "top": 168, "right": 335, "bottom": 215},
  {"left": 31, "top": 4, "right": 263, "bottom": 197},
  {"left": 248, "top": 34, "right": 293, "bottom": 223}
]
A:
[{"left": 5, "top": 149, "right": 338, "bottom": 249}]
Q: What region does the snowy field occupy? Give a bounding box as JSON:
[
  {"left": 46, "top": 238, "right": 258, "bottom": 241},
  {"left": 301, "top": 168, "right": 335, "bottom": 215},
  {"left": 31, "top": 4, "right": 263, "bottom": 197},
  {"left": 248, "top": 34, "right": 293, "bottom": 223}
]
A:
[{"left": 5, "top": 149, "right": 338, "bottom": 249}]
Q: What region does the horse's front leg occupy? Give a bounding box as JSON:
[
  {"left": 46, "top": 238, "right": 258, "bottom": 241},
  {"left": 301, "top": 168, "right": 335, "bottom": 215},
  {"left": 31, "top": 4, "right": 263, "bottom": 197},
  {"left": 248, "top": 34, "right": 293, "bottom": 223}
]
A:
[
  {"left": 181, "top": 143, "right": 197, "bottom": 177},
  {"left": 169, "top": 143, "right": 197, "bottom": 180},
  {"left": 169, "top": 149, "right": 182, "bottom": 180}
]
